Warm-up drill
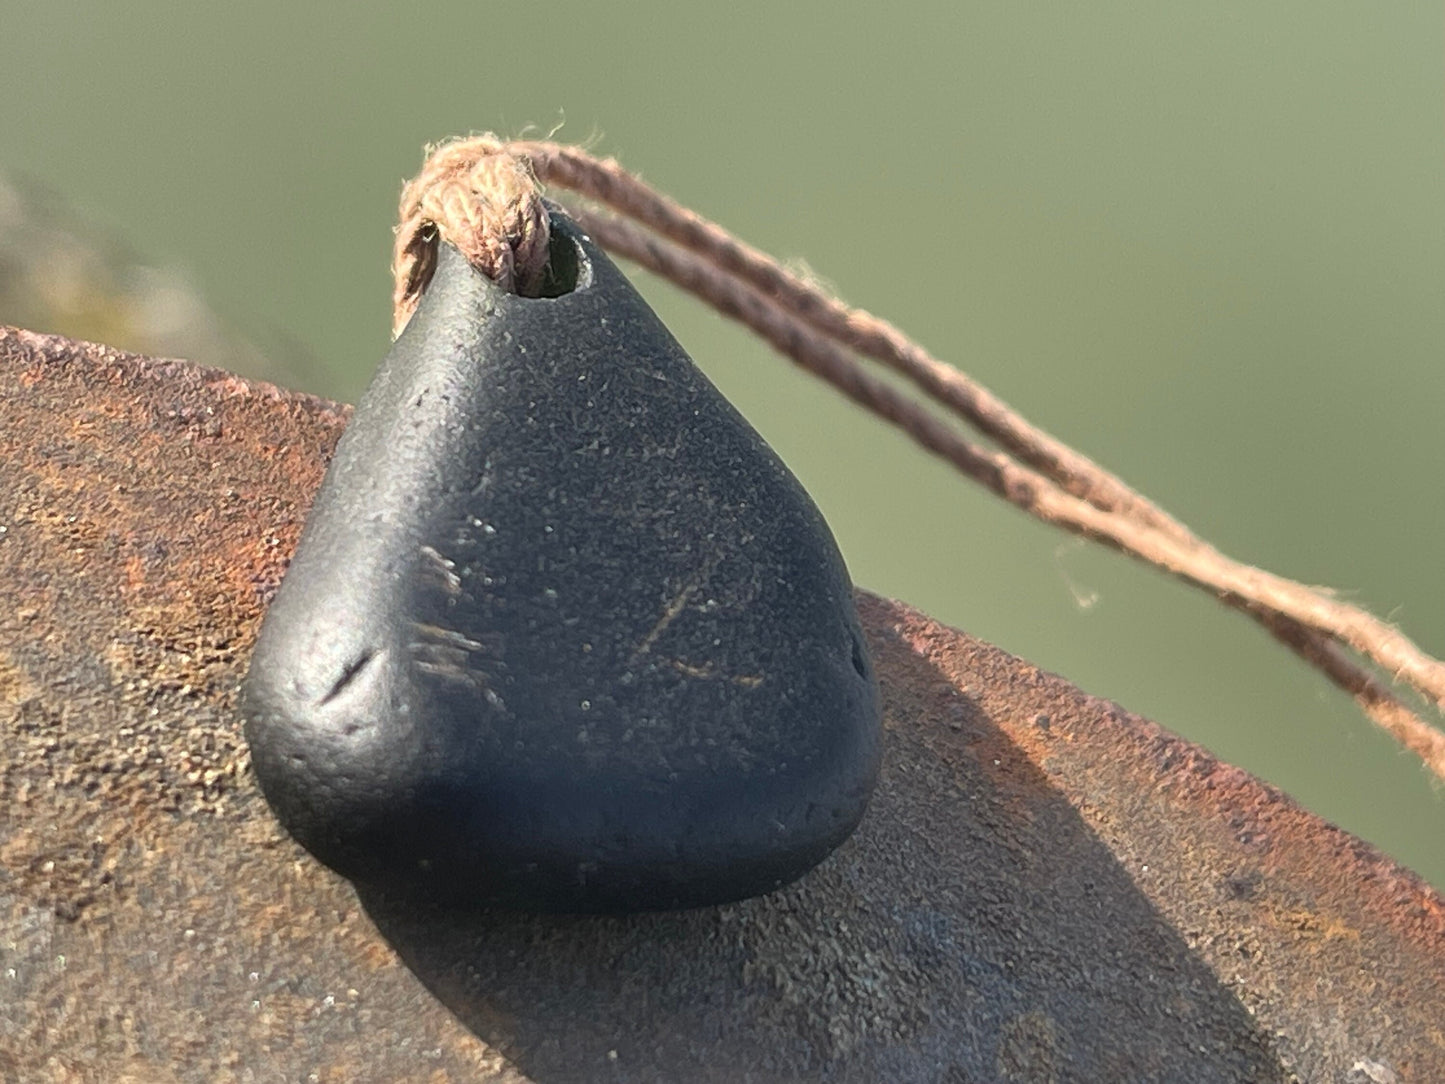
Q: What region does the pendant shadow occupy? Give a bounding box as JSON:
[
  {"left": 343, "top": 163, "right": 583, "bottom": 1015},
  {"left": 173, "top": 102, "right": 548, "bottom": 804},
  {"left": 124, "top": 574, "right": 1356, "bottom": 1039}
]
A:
[{"left": 358, "top": 604, "right": 1289, "bottom": 1083}]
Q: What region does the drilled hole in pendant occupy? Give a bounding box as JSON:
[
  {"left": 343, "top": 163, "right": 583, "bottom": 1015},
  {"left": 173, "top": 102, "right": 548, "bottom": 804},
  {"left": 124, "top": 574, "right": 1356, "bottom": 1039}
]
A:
[{"left": 531, "top": 230, "right": 582, "bottom": 298}]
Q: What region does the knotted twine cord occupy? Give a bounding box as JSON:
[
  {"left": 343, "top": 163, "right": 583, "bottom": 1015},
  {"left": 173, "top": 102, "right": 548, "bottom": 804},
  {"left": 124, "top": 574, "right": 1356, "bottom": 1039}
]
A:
[
  {"left": 393, "top": 135, "right": 1445, "bottom": 781},
  {"left": 394, "top": 145, "right": 551, "bottom": 334}
]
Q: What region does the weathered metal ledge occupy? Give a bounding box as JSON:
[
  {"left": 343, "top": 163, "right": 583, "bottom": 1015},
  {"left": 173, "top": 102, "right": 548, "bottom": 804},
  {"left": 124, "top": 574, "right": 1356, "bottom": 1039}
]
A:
[{"left": 1, "top": 326, "right": 1441, "bottom": 1082}]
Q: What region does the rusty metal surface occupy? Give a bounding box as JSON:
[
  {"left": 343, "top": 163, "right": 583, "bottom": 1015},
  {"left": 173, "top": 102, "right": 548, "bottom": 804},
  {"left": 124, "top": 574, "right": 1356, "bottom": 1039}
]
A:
[{"left": 1, "top": 324, "right": 1441, "bottom": 1083}]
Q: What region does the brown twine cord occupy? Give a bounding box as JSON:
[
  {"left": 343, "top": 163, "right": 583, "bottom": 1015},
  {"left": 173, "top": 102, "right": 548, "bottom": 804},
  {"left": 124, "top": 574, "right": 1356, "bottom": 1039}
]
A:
[
  {"left": 393, "top": 142, "right": 551, "bottom": 335},
  {"left": 393, "top": 134, "right": 1445, "bottom": 781},
  {"left": 578, "top": 210, "right": 1445, "bottom": 778}
]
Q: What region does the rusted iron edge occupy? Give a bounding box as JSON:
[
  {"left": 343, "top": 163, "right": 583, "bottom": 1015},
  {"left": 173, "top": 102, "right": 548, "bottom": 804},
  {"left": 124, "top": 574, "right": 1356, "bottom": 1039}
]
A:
[{"left": 2, "top": 325, "right": 1442, "bottom": 1083}]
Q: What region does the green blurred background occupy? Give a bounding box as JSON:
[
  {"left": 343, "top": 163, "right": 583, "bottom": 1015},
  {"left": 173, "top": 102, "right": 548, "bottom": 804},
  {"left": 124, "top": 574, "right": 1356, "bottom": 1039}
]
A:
[{"left": 3, "top": 3, "right": 1441, "bottom": 889}]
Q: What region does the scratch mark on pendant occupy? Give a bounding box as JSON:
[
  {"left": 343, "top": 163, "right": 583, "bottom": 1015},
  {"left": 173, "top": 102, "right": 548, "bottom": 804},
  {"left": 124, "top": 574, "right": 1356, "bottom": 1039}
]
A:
[
  {"left": 418, "top": 544, "right": 462, "bottom": 597},
  {"left": 408, "top": 621, "right": 507, "bottom": 709},
  {"left": 631, "top": 587, "right": 696, "bottom": 663},
  {"left": 319, "top": 648, "right": 379, "bottom": 706},
  {"left": 669, "top": 658, "right": 764, "bottom": 688},
  {"left": 629, "top": 553, "right": 721, "bottom": 665},
  {"left": 410, "top": 622, "right": 484, "bottom": 652}
]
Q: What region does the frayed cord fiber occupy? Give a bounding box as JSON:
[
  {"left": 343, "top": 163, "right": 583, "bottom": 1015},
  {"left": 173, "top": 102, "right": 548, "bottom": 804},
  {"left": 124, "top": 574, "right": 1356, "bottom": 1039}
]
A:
[{"left": 393, "top": 136, "right": 551, "bottom": 337}]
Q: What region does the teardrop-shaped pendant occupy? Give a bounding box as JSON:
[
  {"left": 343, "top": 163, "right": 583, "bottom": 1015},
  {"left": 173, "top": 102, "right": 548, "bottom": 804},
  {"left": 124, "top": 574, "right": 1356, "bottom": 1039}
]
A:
[{"left": 242, "top": 210, "right": 881, "bottom": 913}]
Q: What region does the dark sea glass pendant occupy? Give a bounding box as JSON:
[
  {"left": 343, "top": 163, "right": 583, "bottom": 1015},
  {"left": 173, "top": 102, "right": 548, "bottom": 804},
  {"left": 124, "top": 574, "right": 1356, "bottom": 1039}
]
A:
[{"left": 242, "top": 210, "right": 881, "bottom": 913}]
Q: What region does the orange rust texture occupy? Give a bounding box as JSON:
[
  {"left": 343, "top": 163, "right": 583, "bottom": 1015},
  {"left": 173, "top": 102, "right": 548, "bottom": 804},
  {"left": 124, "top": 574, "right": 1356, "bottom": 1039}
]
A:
[
  {"left": 889, "top": 616, "right": 1445, "bottom": 1077},
  {"left": 1, "top": 328, "right": 517, "bottom": 1083},
  {"left": 1, "top": 325, "right": 1442, "bottom": 1082}
]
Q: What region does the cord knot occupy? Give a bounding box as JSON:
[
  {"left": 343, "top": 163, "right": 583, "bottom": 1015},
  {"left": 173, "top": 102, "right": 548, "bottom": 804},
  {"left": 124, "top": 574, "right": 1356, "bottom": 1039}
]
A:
[{"left": 392, "top": 136, "right": 551, "bottom": 337}]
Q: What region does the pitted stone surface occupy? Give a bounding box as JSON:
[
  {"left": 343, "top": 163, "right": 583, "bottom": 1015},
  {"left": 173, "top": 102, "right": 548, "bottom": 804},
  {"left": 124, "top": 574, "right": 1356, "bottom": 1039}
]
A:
[{"left": 242, "top": 222, "right": 881, "bottom": 913}]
